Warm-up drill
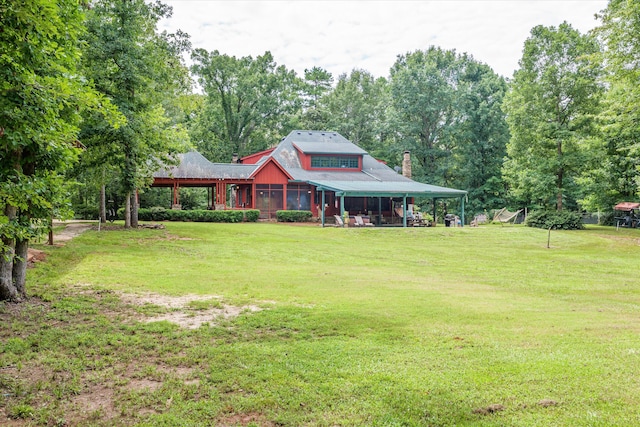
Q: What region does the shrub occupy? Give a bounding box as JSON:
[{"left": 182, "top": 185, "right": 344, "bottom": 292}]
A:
[
  {"left": 243, "top": 209, "right": 260, "bottom": 222},
  {"left": 73, "top": 205, "right": 99, "bottom": 220},
  {"left": 276, "top": 210, "right": 313, "bottom": 222},
  {"left": 525, "top": 210, "right": 584, "bottom": 230},
  {"left": 129, "top": 208, "right": 261, "bottom": 223}
]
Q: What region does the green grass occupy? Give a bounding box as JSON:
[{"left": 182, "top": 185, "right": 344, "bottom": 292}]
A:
[{"left": 1, "top": 222, "right": 640, "bottom": 426}]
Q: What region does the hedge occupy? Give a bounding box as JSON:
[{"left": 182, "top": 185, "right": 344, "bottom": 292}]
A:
[
  {"left": 137, "top": 208, "right": 260, "bottom": 223},
  {"left": 524, "top": 210, "right": 584, "bottom": 230},
  {"left": 276, "top": 210, "right": 313, "bottom": 222}
]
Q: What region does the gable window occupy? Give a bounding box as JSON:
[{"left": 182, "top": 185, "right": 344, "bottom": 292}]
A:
[{"left": 311, "top": 156, "right": 359, "bottom": 169}]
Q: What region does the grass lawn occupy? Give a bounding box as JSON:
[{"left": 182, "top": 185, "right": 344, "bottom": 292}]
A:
[{"left": 1, "top": 222, "right": 640, "bottom": 426}]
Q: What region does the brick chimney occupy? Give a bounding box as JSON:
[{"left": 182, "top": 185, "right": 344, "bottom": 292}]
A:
[{"left": 402, "top": 150, "right": 412, "bottom": 179}]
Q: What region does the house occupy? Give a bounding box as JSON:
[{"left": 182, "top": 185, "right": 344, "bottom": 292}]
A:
[{"left": 152, "top": 130, "right": 467, "bottom": 226}]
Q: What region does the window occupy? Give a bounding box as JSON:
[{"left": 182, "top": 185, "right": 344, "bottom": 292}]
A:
[
  {"left": 311, "top": 156, "right": 359, "bottom": 169},
  {"left": 286, "top": 184, "right": 311, "bottom": 211}
]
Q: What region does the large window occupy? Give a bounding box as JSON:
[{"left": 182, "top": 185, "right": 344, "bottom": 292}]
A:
[
  {"left": 311, "top": 156, "right": 359, "bottom": 169},
  {"left": 286, "top": 184, "right": 311, "bottom": 211}
]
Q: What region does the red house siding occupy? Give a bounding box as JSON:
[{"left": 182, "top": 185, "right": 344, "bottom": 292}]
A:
[
  {"left": 240, "top": 148, "right": 276, "bottom": 165},
  {"left": 252, "top": 161, "right": 289, "bottom": 184}
]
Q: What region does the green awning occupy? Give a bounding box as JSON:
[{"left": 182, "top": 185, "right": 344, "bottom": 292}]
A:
[{"left": 306, "top": 180, "right": 467, "bottom": 198}]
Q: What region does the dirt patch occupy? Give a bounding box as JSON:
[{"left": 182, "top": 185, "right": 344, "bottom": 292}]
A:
[
  {"left": 473, "top": 404, "right": 505, "bottom": 415},
  {"left": 538, "top": 399, "right": 558, "bottom": 407},
  {"left": 69, "top": 386, "right": 118, "bottom": 420},
  {"left": 217, "top": 412, "right": 276, "bottom": 427},
  {"left": 53, "top": 221, "right": 94, "bottom": 243},
  {"left": 120, "top": 293, "right": 263, "bottom": 329}
]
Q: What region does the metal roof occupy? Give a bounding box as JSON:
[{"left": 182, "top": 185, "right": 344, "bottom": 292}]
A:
[
  {"left": 308, "top": 180, "right": 467, "bottom": 198},
  {"left": 291, "top": 137, "right": 367, "bottom": 155},
  {"left": 154, "top": 151, "right": 256, "bottom": 180},
  {"left": 153, "top": 132, "right": 467, "bottom": 200}
]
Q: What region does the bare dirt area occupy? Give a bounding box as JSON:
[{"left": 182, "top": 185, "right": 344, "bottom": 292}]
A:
[{"left": 121, "top": 292, "right": 263, "bottom": 329}]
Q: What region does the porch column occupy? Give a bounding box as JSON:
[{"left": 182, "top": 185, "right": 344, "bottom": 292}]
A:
[
  {"left": 210, "top": 186, "right": 214, "bottom": 209},
  {"left": 460, "top": 196, "right": 465, "bottom": 227},
  {"left": 340, "top": 194, "right": 345, "bottom": 227},
  {"left": 321, "top": 190, "right": 326, "bottom": 228},
  {"left": 402, "top": 195, "right": 407, "bottom": 228},
  {"left": 378, "top": 197, "right": 382, "bottom": 226},
  {"left": 172, "top": 182, "right": 180, "bottom": 206},
  {"left": 433, "top": 198, "right": 438, "bottom": 226}
]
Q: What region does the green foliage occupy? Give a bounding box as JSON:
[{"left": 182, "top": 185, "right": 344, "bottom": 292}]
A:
[
  {"left": 190, "top": 50, "right": 302, "bottom": 162},
  {"left": 243, "top": 209, "right": 260, "bottom": 222},
  {"left": 276, "top": 210, "right": 313, "bottom": 222},
  {"left": 0, "top": 0, "right": 122, "bottom": 300},
  {"left": 298, "top": 66, "right": 333, "bottom": 130},
  {"left": 136, "top": 208, "right": 259, "bottom": 223},
  {"left": 388, "top": 47, "right": 509, "bottom": 212},
  {"left": 502, "top": 22, "right": 602, "bottom": 211},
  {"left": 524, "top": 210, "right": 585, "bottom": 230},
  {"left": 80, "top": 0, "right": 191, "bottom": 226},
  {"left": 73, "top": 205, "right": 100, "bottom": 220},
  {"left": 322, "top": 69, "right": 392, "bottom": 160},
  {"left": 582, "top": 0, "right": 640, "bottom": 209}
]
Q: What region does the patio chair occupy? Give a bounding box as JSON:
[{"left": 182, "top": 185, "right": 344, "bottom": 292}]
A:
[
  {"left": 333, "top": 215, "right": 345, "bottom": 227},
  {"left": 394, "top": 207, "right": 416, "bottom": 225},
  {"left": 355, "top": 215, "right": 374, "bottom": 227}
]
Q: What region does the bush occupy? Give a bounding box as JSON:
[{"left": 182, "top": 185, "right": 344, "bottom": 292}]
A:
[
  {"left": 243, "top": 210, "right": 260, "bottom": 222},
  {"left": 137, "top": 208, "right": 260, "bottom": 223},
  {"left": 73, "top": 205, "right": 99, "bottom": 220},
  {"left": 524, "top": 210, "right": 584, "bottom": 230},
  {"left": 276, "top": 210, "right": 313, "bottom": 222}
]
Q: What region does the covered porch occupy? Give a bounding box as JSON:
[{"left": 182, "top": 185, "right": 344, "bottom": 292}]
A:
[{"left": 308, "top": 180, "right": 468, "bottom": 228}]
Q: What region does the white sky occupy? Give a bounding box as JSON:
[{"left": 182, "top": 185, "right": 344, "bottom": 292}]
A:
[{"left": 159, "top": 0, "right": 608, "bottom": 81}]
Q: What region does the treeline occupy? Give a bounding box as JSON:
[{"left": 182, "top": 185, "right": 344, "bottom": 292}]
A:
[{"left": 1, "top": 0, "right": 639, "bottom": 299}]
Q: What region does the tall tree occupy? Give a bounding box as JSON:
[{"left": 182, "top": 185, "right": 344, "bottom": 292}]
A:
[
  {"left": 191, "top": 50, "right": 301, "bottom": 162},
  {"left": 80, "top": 0, "right": 191, "bottom": 228},
  {"left": 454, "top": 61, "right": 510, "bottom": 214},
  {"left": 0, "top": 0, "right": 121, "bottom": 301},
  {"left": 323, "top": 69, "right": 392, "bottom": 159},
  {"left": 502, "top": 23, "right": 602, "bottom": 211},
  {"left": 388, "top": 47, "right": 463, "bottom": 186},
  {"left": 298, "top": 66, "right": 333, "bottom": 130},
  {"left": 581, "top": 0, "right": 640, "bottom": 210}
]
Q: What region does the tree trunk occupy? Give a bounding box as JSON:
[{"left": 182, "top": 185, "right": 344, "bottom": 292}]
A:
[
  {"left": 0, "top": 205, "right": 18, "bottom": 301},
  {"left": 131, "top": 191, "right": 138, "bottom": 228},
  {"left": 13, "top": 238, "right": 28, "bottom": 298},
  {"left": 557, "top": 140, "right": 563, "bottom": 211},
  {"left": 124, "top": 192, "right": 131, "bottom": 228},
  {"left": 556, "top": 167, "right": 564, "bottom": 211},
  {"left": 100, "top": 183, "right": 106, "bottom": 223}
]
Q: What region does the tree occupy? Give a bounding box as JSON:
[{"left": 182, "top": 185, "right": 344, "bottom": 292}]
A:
[
  {"left": 454, "top": 61, "right": 510, "bottom": 214},
  {"left": 0, "top": 0, "right": 121, "bottom": 301},
  {"left": 298, "top": 66, "right": 333, "bottom": 130},
  {"left": 389, "top": 48, "right": 463, "bottom": 186},
  {"left": 581, "top": 0, "right": 640, "bottom": 210},
  {"left": 80, "top": 0, "right": 191, "bottom": 228},
  {"left": 323, "top": 69, "right": 392, "bottom": 160},
  {"left": 190, "top": 50, "right": 302, "bottom": 162},
  {"left": 502, "top": 23, "right": 602, "bottom": 211}
]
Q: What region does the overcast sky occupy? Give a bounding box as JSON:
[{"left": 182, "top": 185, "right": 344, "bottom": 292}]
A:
[{"left": 159, "top": 0, "right": 608, "bottom": 81}]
